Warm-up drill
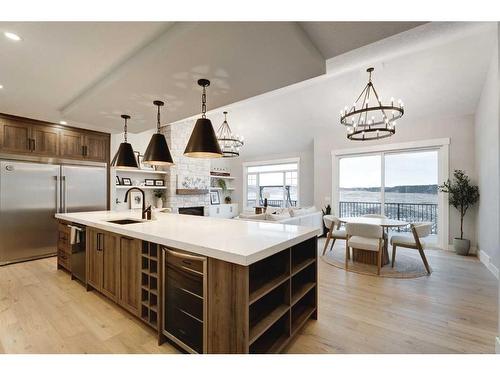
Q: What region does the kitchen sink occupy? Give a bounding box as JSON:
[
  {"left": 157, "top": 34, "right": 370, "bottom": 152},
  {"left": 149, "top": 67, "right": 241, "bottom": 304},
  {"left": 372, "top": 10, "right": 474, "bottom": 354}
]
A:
[{"left": 106, "top": 219, "right": 144, "bottom": 225}]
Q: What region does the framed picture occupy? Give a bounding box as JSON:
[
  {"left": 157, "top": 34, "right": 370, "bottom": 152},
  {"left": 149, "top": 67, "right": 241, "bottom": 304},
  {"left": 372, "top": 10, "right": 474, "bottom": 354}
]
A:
[
  {"left": 210, "top": 191, "right": 220, "bottom": 205},
  {"left": 154, "top": 179, "right": 165, "bottom": 186},
  {"left": 138, "top": 155, "right": 154, "bottom": 170},
  {"left": 144, "top": 179, "right": 155, "bottom": 186},
  {"left": 129, "top": 191, "right": 143, "bottom": 209},
  {"left": 115, "top": 176, "right": 121, "bottom": 185},
  {"left": 122, "top": 177, "right": 132, "bottom": 186}
]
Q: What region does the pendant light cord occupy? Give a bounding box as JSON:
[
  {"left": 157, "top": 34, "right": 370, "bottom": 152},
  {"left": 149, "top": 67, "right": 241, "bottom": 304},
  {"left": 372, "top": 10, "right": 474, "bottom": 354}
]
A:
[
  {"left": 157, "top": 104, "right": 161, "bottom": 133},
  {"left": 201, "top": 86, "right": 207, "bottom": 119},
  {"left": 124, "top": 117, "right": 128, "bottom": 142}
]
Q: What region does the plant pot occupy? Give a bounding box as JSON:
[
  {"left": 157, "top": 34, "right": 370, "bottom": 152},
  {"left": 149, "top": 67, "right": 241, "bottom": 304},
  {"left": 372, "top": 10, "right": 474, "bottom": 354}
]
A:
[
  {"left": 453, "top": 238, "right": 470, "bottom": 256},
  {"left": 156, "top": 198, "right": 163, "bottom": 209}
]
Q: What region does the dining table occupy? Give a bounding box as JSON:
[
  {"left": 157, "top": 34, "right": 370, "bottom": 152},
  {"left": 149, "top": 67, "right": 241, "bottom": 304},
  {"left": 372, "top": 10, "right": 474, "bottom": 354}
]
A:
[{"left": 338, "top": 216, "right": 409, "bottom": 266}]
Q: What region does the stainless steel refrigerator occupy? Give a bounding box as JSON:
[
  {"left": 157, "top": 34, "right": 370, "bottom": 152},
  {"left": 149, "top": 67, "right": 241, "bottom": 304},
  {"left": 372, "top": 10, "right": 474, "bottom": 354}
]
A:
[{"left": 0, "top": 160, "right": 107, "bottom": 265}]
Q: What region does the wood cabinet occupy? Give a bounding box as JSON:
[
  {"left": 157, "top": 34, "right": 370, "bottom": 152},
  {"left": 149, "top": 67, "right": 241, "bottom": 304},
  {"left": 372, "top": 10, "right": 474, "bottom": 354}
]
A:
[
  {"left": 84, "top": 133, "right": 108, "bottom": 162},
  {"left": 57, "top": 221, "right": 71, "bottom": 271},
  {"left": 85, "top": 228, "right": 141, "bottom": 316},
  {"left": 119, "top": 237, "right": 141, "bottom": 316},
  {"left": 101, "top": 233, "right": 120, "bottom": 301},
  {"left": 86, "top": 228, "right": 103, "bottom": 290},
  {"left": 59, "top": 129, "right": 84, "bottom": 159},
  {"left": 0, "top": 119, "right": 30, "bottom": 154},
  {"left": 30, "top": 124, "right": 59, "bottom": 156},
  {"left": 0, "top": 113, "right": 109, "bottom": 163}
]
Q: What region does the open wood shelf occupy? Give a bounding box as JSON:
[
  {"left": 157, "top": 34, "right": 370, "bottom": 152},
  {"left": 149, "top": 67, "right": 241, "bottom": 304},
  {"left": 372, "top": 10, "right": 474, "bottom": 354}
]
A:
[
  {"left": 249, "top": 303, "right": 289, "bottom": 344},
  {"left": 292, "top": 281, "right": 316, "bottom": 306},
  {"left": 245, "top": 237, "right": 318, "bottom": 354},
  {"left": 140, "top": 241, "right": 160, "bottom": 329},
  {"left": 292, "top": 258, "right": 316, "bottom": 276},
  {"left": 249, "top": 273, "right": 289, "bottom": 305}
]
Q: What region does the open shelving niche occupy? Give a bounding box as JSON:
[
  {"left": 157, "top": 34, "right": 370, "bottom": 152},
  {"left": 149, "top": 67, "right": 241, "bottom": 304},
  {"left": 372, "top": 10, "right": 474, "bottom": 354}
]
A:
[
  {"left": 110, "top": 167, "right": 167, "bottom": 210},
  {"left": 141, "top": 241, "right": 160, "bottom": 329},
  {"left": 247, "top": 236, "right": 317, "bottom": 354}
]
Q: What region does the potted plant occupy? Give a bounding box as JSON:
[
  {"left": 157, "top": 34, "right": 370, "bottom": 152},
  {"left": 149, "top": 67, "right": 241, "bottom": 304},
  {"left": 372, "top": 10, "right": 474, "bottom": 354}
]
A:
[
  {"left": 321, "top": 204, "right": 332, "bottom": 237},
  {"left": 153, "top": 189, "right": 164, "bottom": 209},
  {"left": 217, "top": 178, "right": 227, "bottom": 192},
  {"left": 438, "top": 170, "right": 479, "bottom": 255}
]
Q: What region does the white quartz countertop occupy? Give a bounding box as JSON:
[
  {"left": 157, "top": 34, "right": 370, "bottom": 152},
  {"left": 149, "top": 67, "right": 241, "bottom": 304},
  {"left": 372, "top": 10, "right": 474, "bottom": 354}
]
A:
[{"left": 55, "top": 210, "right": 320, "bottom": 266}]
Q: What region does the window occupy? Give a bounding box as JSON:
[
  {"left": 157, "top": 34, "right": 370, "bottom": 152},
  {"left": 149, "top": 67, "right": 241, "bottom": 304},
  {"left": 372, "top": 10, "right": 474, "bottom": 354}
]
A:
[
  {"left": 336, "top": 149, "right": 439, "bottom": 241},
  {"left": 243, "top": 159, "right": 299, "bottom": 209}
]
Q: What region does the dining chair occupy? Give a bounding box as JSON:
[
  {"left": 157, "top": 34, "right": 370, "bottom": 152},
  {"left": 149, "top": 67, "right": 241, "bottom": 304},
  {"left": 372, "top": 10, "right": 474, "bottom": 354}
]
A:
[
  {"left": 390, "top": 222, "right": 432, "bottom": 274},
  {"left": 322, "top": 215, "right": 347, "bottom": 255},
  {"left": 345, "top": 223, "right": 384, "bottom": 275},
  {"left": 362, "top": 214, "right": 388, "bottom": 219}
]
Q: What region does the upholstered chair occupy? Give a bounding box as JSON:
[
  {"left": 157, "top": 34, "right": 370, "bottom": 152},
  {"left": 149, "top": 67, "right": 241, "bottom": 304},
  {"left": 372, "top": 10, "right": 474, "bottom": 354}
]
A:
[
  {"left": 345, "top": 223, "right": 384, "bottom": 275},
  {"left": 390, "top": 222, "right": 432, "bottom": 274},
  {"left": 322, "top": 215, "right": 347, "bottom": 255}
]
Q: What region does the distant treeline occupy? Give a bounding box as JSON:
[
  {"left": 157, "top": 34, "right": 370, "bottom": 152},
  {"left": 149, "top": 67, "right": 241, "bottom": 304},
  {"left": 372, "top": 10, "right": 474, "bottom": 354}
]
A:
[{"left": 340, "top": 184, "right": 438, "bottom": 194}]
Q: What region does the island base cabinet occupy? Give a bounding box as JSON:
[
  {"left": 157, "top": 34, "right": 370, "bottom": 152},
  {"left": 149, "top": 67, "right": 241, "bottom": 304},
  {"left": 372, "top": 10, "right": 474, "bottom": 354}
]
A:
[
  {"left": 85, "top": 228, "right": 141, "bottom": 317},
  {"left": 159, "top": 236, "right": 318, "bottom": 354}
]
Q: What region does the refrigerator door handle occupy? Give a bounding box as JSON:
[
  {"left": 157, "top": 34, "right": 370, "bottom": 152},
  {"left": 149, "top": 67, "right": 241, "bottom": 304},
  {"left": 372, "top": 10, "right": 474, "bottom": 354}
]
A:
[
  {"left": 62, "top": 175, "right": 67, "bottom": 213},
  {"left": 55, "top": 175, "right": 60, "bottom": 213}
]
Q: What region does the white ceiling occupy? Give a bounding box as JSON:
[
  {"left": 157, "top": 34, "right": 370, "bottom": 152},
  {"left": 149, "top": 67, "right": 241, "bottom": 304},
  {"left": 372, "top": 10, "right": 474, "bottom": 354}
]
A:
[
  {"left": 0, "top": 22, "right": 170, "bottom": 129},
  {"left": 300, "top": 22, "right": 426, "bottom": 59},
  {"left": 200, "top": 22, "right": 497, "bottom": 157},
  {"left": 0, "top": 21, "right": 430, "bottom": 133}
]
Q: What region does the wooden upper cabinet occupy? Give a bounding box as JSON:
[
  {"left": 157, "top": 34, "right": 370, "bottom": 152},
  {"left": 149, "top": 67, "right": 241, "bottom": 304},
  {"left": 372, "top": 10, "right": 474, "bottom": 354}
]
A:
[
  {"left": 0, "top": 114, "right": 109, "bottom": 163},
  {"left": 59, "top": 129, "right": 85, "bottom": 159},
  {"left": 0, "top": 119, "right": 31, "bottom": 154},
  {"left": 84, "top": 133, "right": 108, "bottom": 162},
  {"left": 31, "top": 124, "right": 59, "bottom": 156}
]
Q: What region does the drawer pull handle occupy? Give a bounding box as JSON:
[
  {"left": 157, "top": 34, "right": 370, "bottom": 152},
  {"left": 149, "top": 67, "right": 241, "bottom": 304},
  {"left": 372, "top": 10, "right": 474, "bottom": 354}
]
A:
[{"left": 166, "top": 249, "right": 206, "bottom": 262}]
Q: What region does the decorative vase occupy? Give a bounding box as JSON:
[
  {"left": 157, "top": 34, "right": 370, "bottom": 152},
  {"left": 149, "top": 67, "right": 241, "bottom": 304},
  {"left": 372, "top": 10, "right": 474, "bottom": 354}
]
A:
[
  {"left": 156, "top": 198, "right": 163, "bottom": 209},
  {"left": 453, "top": 238, "right": 470, "bottom": 256}
]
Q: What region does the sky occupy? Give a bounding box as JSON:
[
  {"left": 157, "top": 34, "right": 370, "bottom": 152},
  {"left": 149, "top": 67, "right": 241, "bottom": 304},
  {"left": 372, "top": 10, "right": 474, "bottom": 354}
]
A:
[{"left": 339, "top": 150, "right": 438, "bottom": 188}]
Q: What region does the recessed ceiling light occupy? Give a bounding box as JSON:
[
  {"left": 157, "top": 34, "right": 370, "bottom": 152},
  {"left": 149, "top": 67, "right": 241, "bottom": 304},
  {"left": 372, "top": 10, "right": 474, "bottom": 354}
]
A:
[
  {"left": 4, "top": 32, "right": 22, "bottom": 41},
  {"left": 0, "top": 85, "right": 3, "bottom": 89},
  {"left": 59, "top": 120, "right": 67, "bottom": 125}
]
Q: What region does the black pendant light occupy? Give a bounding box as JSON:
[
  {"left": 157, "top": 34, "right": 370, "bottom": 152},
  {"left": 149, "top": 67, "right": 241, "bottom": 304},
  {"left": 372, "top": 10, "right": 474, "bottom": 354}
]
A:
[
  {"left": 111, "top": 114, "right": 139, "bottom": 169},
  {"left": 184, "top": 79, "right": 223, "bottom": 158},
  {"left": 143, "top": 100, "right": 174, "bottom": 166}
]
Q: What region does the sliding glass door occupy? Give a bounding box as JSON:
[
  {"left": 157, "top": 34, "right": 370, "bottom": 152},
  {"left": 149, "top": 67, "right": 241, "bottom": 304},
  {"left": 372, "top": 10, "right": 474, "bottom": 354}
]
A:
[
  {"left": 337, "top": 149, "right": 439, "bottom": 239},
  {"left": 339, "top": 154, "right": 382, "bottom": 216}
]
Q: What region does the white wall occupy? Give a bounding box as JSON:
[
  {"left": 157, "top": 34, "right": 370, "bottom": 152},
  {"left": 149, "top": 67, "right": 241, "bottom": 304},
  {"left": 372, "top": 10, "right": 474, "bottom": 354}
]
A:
[
  {"left": 313, "top": 114, "right": 477, "bottom": 248},
  {"left": 225, "top": 145, "right": 315, "bottom": 212},
  {"left": 475, "top": 43, "right": 500, "bottom": 270}
]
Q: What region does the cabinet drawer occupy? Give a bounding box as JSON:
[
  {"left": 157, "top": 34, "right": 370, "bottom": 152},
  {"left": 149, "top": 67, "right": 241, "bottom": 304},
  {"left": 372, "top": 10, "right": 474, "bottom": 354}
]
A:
[
  {"left": 58, "top": 249, "right": 70, "bottom": 269},
  {"left": 166, "top": 249, "right": 204, "bottom": 274}
]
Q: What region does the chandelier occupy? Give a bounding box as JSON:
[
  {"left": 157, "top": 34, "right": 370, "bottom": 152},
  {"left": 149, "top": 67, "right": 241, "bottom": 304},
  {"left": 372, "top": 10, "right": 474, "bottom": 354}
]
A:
[
  {"left": 340, "top": 67, "right": 404, "bottom": 141},
  {"left": 216, "top": 111, "right": 244, "bottom": 157}
]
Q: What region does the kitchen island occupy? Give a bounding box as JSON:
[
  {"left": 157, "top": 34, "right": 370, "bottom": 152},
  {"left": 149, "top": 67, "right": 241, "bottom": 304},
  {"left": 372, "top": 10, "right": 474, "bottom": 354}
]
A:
[{"left": 55, "top": 210, "right": 320, "bottom": 354}]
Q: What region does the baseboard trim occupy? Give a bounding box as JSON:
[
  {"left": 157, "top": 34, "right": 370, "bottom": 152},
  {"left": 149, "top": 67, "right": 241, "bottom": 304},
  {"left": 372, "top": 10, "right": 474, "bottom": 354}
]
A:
[
  {"left": 478, "top": 249, "right": 500, "bottom": 279},
  {"left": 496, "top": 336, "right": 500, "bottom": 354}
]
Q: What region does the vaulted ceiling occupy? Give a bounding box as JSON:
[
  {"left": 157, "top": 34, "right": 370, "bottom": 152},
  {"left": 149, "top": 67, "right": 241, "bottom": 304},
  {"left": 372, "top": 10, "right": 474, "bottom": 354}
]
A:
[{"left": 0, "top": 21, "right": 425, "bottom": 133}]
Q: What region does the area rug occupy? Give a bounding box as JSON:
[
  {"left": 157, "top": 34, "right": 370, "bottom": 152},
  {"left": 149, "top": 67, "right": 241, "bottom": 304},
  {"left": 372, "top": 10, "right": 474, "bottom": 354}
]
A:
[{"left": 321, "top": 248, "right": 429, "bottom": 279}]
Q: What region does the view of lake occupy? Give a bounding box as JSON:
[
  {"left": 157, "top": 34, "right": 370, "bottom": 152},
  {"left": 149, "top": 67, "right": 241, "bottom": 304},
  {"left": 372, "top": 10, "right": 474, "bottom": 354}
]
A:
[{"left": 340, "top": 190, "right": 438, "bottom": 204}]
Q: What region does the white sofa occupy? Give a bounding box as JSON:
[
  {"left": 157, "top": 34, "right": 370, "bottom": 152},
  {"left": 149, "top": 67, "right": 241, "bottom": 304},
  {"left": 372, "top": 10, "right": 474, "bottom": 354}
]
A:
[{"left": 236, "top": 207, "right": 323, "bottom": 235}]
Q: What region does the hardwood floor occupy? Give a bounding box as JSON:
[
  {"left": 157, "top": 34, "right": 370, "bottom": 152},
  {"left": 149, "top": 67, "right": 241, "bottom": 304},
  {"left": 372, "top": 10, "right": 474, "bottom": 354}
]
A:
[{"left": 0, "top": 240, "right": 497, "bottom": 353}]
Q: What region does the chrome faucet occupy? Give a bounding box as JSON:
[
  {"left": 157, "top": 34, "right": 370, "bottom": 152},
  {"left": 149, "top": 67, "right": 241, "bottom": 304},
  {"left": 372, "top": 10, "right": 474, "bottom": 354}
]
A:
[{"left": 124, "top": 187, "right": 152, "bottom": 220}]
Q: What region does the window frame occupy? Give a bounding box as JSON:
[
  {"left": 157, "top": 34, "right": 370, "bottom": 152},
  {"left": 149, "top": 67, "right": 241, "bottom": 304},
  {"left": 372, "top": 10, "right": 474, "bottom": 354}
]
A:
[
  {"left": 331, "top": 138, "right": 449, "bottom": 250},
  {"left": 242, "top": 157, "right": 300, "bottom": 210}
]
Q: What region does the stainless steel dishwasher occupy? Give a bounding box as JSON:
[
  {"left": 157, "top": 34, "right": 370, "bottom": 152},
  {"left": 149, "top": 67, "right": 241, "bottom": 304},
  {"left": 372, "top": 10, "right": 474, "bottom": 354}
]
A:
[{"left": 69, "top": 224, "right": 86, "bottom": 283}]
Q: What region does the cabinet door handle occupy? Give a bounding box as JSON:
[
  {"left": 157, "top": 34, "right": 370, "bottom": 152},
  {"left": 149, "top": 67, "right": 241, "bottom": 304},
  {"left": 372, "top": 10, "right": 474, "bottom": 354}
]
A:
[
  {"left": 31, "top": 138, "right": 36, "bottom": 151},
  {"left": 97, "top": 233, "right": 103, "bottom": 251},
  {"left": 166, "top": 248, "right": 206, "bottom": 262}
]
